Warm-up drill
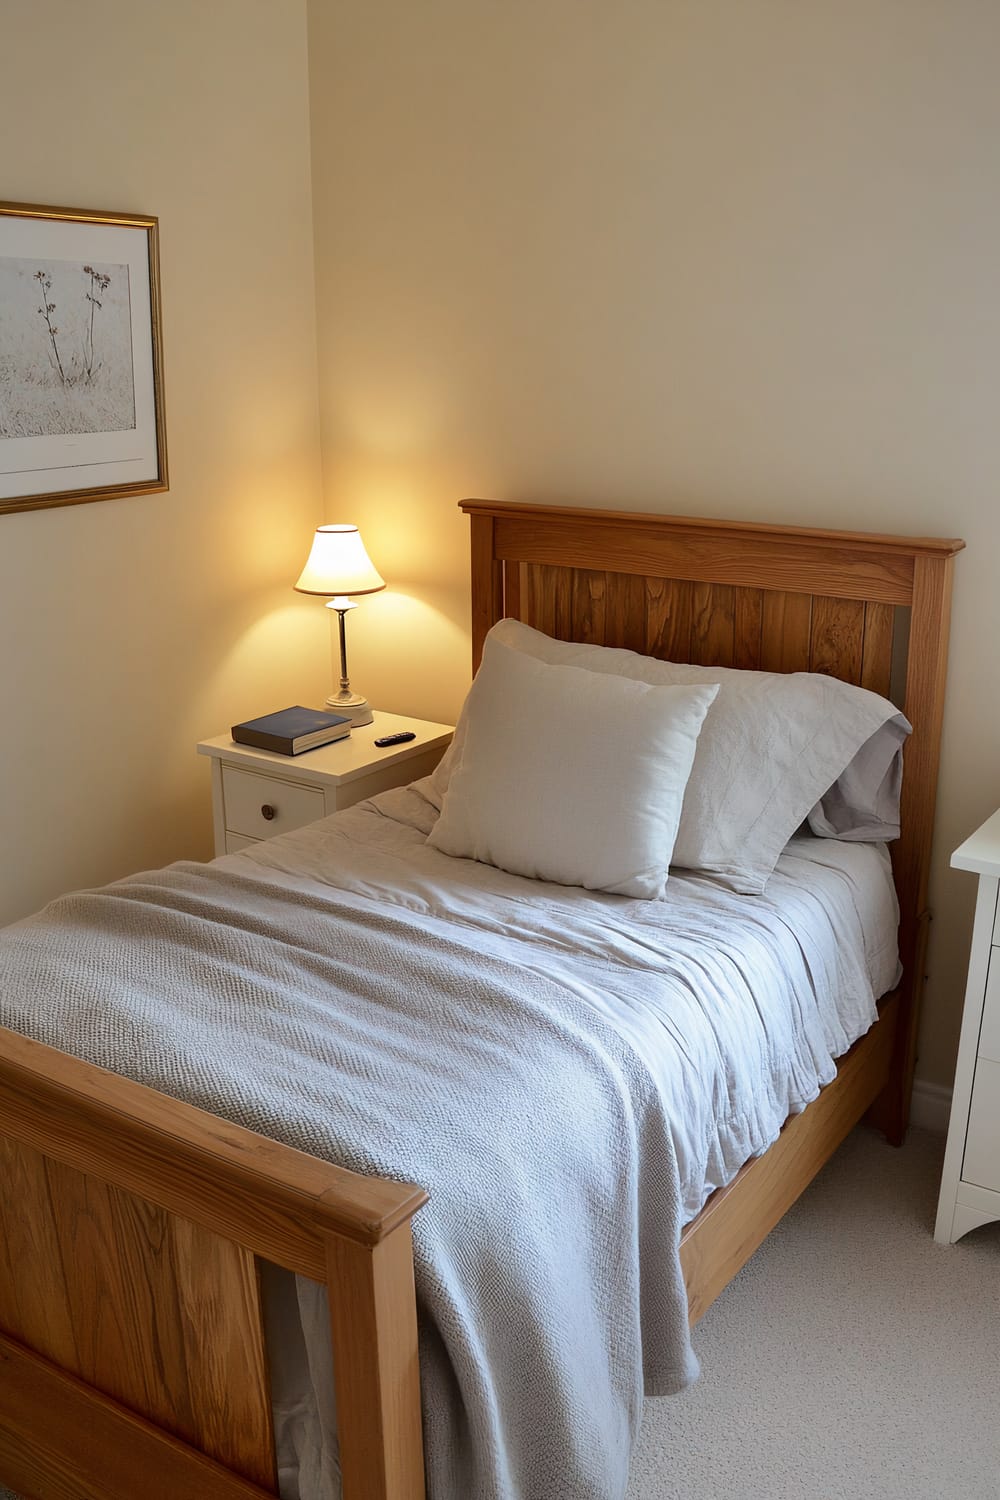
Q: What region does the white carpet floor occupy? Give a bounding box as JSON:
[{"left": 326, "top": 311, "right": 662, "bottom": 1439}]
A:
[
  {"left": 2, "top": 1126, "right": 997, "bottom": 1500},
  {"left": 625, "top": 1126, "right": 1000, "bottom": 1500}
]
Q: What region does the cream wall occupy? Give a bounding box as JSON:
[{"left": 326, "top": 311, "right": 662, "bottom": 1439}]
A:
[
  {"left": 308, "top": 0, "right": 999, "bottom": 1091},
  {"left": 0, "top": 0, "right": 326, "bottom": 926}
]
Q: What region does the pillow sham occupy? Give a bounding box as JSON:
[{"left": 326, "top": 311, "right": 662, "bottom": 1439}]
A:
[
  {"left": 429, "top": 618, "right": 910, "bottom": 894},
  {"left": 806, "top": 716, "right": 909, "bottom": 841},
  {"left": 427, "top": 636, "right": 718, "bottom": 900}
]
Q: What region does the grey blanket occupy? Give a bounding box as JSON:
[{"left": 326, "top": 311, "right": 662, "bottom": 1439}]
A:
[{"left": 0, "top": 854, "right": 697, "bottom": 1499}]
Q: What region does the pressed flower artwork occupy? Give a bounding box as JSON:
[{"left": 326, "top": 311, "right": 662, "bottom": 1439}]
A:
[
  {"left": 1, "top": 257, "right": 135, "bottom": 438},
  {"left": 0, "top": 203, "right": 166, "bottom": 514}
]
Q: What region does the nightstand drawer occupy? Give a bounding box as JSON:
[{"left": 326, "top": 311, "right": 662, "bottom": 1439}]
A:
[
  {"left": 222, "top": 766, "right": 325, "bottom": 840},
  {"left": 980, "top": 950, "right": 1000, "bottom": 1062},
  {"left": 963, "top": 1057, "right": 1000, "bottom": 1193}
]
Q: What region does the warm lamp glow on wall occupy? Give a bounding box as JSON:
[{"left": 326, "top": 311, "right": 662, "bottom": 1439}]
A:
[{"left": 294, "top": 524, "right": 385, "bottom": 726}]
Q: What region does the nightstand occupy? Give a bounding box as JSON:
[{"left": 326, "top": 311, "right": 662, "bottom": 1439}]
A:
[
  {"left": 934, "top": 809, "right": 1000, "bottom": 1243},
  {"left": 198, "top": 711, "right": 453, "bottom": 857}
]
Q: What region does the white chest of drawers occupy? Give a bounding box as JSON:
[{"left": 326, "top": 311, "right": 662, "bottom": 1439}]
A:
[{"left": 934, "top": 810, "right": 1000, "bottom": 1243}]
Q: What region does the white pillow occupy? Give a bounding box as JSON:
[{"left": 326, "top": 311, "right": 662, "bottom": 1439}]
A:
[
  {"left": 427, "top": 636, "right": 718, "bottom": 900},
  {"left": 430, "top": 619, "right": 909, "bottom": 894}
]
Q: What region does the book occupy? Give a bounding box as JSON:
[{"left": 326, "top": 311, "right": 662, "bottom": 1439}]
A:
[{"left": 231, "top": 705, "right": 353, "bottom": 756}]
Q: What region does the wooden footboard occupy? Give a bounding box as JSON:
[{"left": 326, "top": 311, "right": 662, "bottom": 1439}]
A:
[{"left": 0, "top": 1028, "right": 428, "bottom": 1500}]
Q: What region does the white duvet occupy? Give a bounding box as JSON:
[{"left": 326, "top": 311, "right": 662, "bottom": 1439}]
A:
[{"left": 0, "top": 777, "right": 900, "bottom": 1500}]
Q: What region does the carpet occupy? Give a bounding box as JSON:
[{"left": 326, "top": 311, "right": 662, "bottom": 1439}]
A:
[{"left": 624, "top": 1125, "right": 999, "bottom": 1499}]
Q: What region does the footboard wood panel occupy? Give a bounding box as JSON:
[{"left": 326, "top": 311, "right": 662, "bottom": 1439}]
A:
[
  {"left": 0, "top": 1335, "right": 276, "bottom": 1500},
  {"left": 0, "top": 1138, "right": 274, "bottom": 1486},
  {"left": 0, "top": 1028, "right": 429, "bottom": 1500}
]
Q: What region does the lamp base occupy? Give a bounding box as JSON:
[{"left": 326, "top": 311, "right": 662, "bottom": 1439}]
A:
[{"left": 325, "top": 691, "right": 374, "bottom": 728}]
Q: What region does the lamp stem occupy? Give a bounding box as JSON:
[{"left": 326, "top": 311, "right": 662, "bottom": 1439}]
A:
[
  {"left": 322, "top": 595, "right": 371, "bottom": 724},
  {"left": 336, "top": 606, "right": 351, "bottom": 693}
]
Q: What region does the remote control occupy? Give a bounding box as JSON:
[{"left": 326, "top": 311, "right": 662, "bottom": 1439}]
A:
[{"left": 374, "top": 731, "right": 418, "bottom": 747}]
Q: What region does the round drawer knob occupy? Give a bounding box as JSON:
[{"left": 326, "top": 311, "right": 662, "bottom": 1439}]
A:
[{"left": 261, "top": 803, "right": 276, "bottom": 822}]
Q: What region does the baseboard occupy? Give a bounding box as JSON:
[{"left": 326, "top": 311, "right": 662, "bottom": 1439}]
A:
[{"left": 910, "top": 1079, "right": 953, "bottom": 1134}]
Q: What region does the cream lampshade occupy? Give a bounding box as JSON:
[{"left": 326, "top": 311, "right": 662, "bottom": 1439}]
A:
[{"left": 295, "top": 524, "right": 385, "bottom": 726}]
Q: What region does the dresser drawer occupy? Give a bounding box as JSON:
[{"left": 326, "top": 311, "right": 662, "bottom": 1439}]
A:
[
  {"left": 963, "top": 1057, "right": 1000, "bottom": 1193},
  {"left": 979, "top": 950, "right": 1000, "bottom": 1063},
  {"left": 989, "top": 882, "right": 1000, "bottom": 944},
  {"left": 221, "top": 766, "right": 325, "bottom": 840}
]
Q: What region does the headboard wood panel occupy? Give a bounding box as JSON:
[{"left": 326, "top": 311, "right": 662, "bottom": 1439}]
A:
[
  {"left": 516, "top": 564, "right": 896, "bottom": 691},
  {"left": 460, "top": 498, "right": 964, "bottom": 1136}
]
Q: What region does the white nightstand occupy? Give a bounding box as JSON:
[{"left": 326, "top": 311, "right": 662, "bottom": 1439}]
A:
[
  {"left": 934, "top": 809, "right": 1000, "bottom": 1243},
  {"left": 198, "top": 711, "right": 453, "bottom": 857}
]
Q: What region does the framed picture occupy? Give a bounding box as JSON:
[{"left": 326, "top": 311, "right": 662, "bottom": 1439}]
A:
[{"left": 0, "top": 201, "right": 167, "bottom": 515}]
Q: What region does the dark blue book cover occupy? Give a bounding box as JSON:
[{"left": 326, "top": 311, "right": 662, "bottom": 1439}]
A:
[{"left": 231, "top": 706, "right": 353, "bottom": 752}]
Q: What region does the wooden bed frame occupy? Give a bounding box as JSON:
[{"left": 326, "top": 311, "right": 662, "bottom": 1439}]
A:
[{"left": 0, "top": 500, "right": 963, "bottom": 1500}]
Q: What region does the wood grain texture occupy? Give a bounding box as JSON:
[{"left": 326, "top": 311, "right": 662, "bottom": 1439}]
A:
[
  {"left": 605, "top": 571, "right": 650, "bottom": 654},
  {"left": 461, "top": 498, "right": 965, "bottom": 556},
  {"left": 897, "top": 555, "right": 955, "bottom": 921},
  {"left": 733, "top": 588, "right": 763, "bottom": 669},
  {"left": 644, "top": 577, "right": 693, "bottom": 660},
  {"left": 570, "top": 568, "right": 608, "bottom": 647},
  {"left": 0, "top": 1335, "right": 277, "bottom": 1500},
  {"left": 689, "top": 583, "right": 735, "bottom": 666},
  {"left": 502, "top": 558, "right": 522, "bottom": 621},
  {"left": 470, "top": 513, "right": 502, "bottom": 673},
  {"left": 172, "top": 1221, "right": 276, "bottom": 1484},
  {"left": 866, "top": 912, "right": 931, "bottom": 1145},
  {"left": 860, "top": 601, "right": 894, "bottom": 697},
  {"left": 0, "top": 1140, "right": 274, "bottom": 1486},
  {"left": 759, "top": 591, "right": 813, "bottom": 673},
  {"left": 326, "top": 1224, "right": 426, "bottom": 1500},
  {"left": 0, "top": 1138, "right": 80, "bottom": 1372},
  {"left": 493, "top": 514, "right": 918, "bottom": 604},
  {"left": 880, "top": 551, "right": 958, "bottom": 1139},
  {"left": 523, "top": 563, "right": 559, "bottom": 640},
  {"left": 808, "top": 595, "right": 865, "bottom": 682}
]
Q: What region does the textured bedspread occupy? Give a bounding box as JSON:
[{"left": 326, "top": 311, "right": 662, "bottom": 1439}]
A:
[{"left": 0, "top": 779, "right": 900, "bottom": 1500}]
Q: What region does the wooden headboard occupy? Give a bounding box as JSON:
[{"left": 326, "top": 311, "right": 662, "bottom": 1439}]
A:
[{"left": 460, "top": 498, "right": 964, "bottom": 1136}]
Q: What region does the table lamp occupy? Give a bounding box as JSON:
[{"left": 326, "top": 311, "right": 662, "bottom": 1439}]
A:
[{"left": 295, "top": 524, "right": 386, "bottom": 726}]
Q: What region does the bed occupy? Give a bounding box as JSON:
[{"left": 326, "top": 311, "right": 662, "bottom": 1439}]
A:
[{"left": 0, "top": 500, "right": 963, "bottom": 1500}]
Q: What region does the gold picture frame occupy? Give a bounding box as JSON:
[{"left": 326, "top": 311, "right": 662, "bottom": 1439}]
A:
[{"left": 0, "top": 201, "right": 167, "bottom": 515}]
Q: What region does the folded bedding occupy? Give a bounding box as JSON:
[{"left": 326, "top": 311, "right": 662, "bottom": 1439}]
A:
[{"left": 0, "top": 778, "right": 900, "bottom": 1500}]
